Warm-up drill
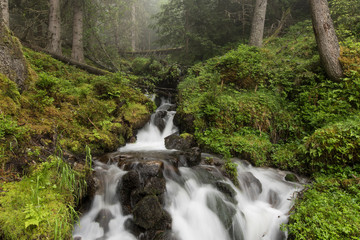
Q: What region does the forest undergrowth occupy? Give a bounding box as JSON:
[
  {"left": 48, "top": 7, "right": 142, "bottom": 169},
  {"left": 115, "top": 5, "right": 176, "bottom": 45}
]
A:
[{"left": 175, "top": 20, "right": 360, "bottom": 239}]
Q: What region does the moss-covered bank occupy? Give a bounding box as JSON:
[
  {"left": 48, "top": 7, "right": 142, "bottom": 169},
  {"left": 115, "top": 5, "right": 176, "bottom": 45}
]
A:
[
  {"left": 0, "top": 44, "right": 155, "bottom": 238},
  {"left": 175, "top": 20, "right": 360, "bottom": 239}
]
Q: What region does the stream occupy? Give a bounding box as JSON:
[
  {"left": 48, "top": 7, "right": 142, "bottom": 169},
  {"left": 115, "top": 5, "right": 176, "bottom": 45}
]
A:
[{"left": 73, "top": 99, "right": 303, "bottom": 240}]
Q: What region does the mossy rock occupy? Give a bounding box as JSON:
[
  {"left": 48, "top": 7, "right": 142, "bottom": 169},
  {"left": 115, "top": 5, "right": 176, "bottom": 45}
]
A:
[{"left": 0, "top": 23, "right": 30, "bottom": 91}]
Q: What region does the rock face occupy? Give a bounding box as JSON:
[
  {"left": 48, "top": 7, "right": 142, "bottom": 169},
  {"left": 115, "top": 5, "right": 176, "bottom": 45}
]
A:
[
  {"left": 153, "top": 111, "right": 167, "bottom": 132},
  {"left": 0, "top": 23, "right": 29, "bottom": 91},
  {"left": 116, "top": 159, "right": 172, "bottom": 239},
  {"left": 165, "top": 133, "right": 195, "bottom": 151},
  {"left": 94, "top": 208, "right": 114, "bottom": 234},
  {"left": 238, "top": 172, "right": 262, "bottom": 200},
  {"left": 133, "top": 195, "right": 164, "bottom": 229}
]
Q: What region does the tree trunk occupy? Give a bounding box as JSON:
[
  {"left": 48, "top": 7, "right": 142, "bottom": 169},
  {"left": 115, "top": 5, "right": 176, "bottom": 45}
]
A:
[
  {"left": 71, "top": 0, "right": 84, "bottom": 63},
  {"left": 249, "top": 0, "right": 267, "bottom": 47},
  {"left": 48, "top": 0, "right": 62, "bottom": 54},
  {"left": 310, "top": 0, "right": 343, "bottom": 81},
  {"left": 0, "top": 0, "right": 9, "bottom": 27},
  {"left": 131, "top": 2, "right": 136, "bottom": 51}
]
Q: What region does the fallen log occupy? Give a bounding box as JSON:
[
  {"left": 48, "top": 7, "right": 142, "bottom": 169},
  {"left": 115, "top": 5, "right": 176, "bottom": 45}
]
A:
[{"left": 23, "top": 43, "right": 111, "bottom": 75}]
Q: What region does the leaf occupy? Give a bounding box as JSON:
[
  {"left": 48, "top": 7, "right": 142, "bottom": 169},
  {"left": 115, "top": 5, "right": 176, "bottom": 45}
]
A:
[{"left": 25, "top": 218, "right": 39, "bottom": 229}]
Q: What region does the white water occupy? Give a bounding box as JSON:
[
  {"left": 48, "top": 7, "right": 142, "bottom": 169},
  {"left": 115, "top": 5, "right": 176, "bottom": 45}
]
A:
[
  {"left": 165, "top": 163, "right": 302, "bottom": 240},
  {"left": 73, "top": 163, "right": 137, "bottom": 240},
  {"left": 119, "top": 99, "right": 178, "bottom": 152},
  {"left": 74, "top": 99, "right": 303, "bottom": 240}
]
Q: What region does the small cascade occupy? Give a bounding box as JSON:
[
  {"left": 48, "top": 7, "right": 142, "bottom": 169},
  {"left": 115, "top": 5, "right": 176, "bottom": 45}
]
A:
[
  {"left": 74, "top": 98, "right": 303, "bottom": 240},
  {"left": 119, "top": 99, "right": 178, "bottom": 152},
  {"left": 73, "top": 163, "right": 136, "bottom": 240},
  {"left": 164, "top": 161, "right": 302, "bottom": 240}
]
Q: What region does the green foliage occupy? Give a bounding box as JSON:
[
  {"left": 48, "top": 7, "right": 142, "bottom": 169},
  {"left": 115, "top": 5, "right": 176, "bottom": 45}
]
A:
[
  {"left": 330, "top": 0, "right": 360, "bottom": 40},
  {"left": 303, "top": 114, "right": 360, "bottom": 170},
  {"left": 154, "top": 0, "right": 244, "bottom": 63},
  {"left": 287, "top": 167, "right": 360, "bottom": 240},
  {"left": 0, "top": 156, "right": 84, "bottom": 239},
  {"left": 19, "top": 48, "right": 153, "bottom": 155},
  {"left": 271, "top": 143, "right": 303, "bottom": 172},
  {"left": 224, "top": 159, "right": 239, "bottom": 186}
]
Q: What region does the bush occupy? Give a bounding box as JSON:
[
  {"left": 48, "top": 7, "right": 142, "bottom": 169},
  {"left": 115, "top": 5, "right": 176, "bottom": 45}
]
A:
[
  {"left": 303, "top": 114, "right": 360, "bottom": 170},
  {"left": 287, "top": 167, "right": 360, "bottom": 240}
]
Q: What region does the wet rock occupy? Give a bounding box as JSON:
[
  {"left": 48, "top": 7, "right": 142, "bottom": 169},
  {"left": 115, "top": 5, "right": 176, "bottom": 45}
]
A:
[
  {"left": 229, "top": 217, "right": 245, "bottom": 240},
  {"left": 130, "top": 188, "right": 147, "bottom": 208},
  {"left": 153, "top": 111, "right": 167, "bottom": 132},
  {"left": 191, "top": 165, "right": 225, "bottom": 184},
  {"left": 238, "top": 172, "right": 262, "bottom": 200},
  {"left": 133, "top": 195, "right": 164, "bottom": 229},
  {"left": 136, "top": 161, "right": 164, "bottom": 180},
  {"left": 207, "top": 194, "right": 237, "bottom": 229},
  {"left": 144, "top": 177, "right": 166, "bottom": 195},
  {"left": 124, "top": 218, "right": 144, "bottom": 237},
  {"left": 152, "top": 230, "right": 176, "bottom": 240},
  {"left": 86, "top": 172, "right": 100, "bottom": 199},
  {"left": 94, "top": 209, "right": 114, "bottom": 234},
  {"left": 73, "top": 237, "right": 82, "bottom": 240},
  {"left": 117, "top": 170, "right": 141, "bottom": 215},
  {"left": 153, "top": 210, "right": 172, "bottom": 230},
  {"left": 165, "top": 134, "right": 192, "bottom": 150},
  {"left": 184, "top": 147, "right": 201, "bottom": 167},
  {"left": 215, "top": 182, "right": 237, "bottom": 204},
  {"left": 285, "top": 173, "right": 299, "bottom": 182},
  {"left": 268, "top": 190, "right": 281, "bottom": 208}
]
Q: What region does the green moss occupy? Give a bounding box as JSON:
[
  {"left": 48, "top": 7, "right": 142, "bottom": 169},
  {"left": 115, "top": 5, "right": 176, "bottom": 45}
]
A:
[{"left": 0, "top": 157, "right": 86, "bottom": 239}]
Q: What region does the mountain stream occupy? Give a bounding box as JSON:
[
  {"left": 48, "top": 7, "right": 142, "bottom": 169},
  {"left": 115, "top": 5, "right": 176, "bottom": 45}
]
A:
[{"left": 73, "top": 99, "right": 303, "bottom": 240}]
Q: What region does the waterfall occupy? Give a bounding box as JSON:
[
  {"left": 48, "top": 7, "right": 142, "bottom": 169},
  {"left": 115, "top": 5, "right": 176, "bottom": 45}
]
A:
[
  {"left": 119, "top": 98, "right": 178, "bottom": 152},
  {"left": 73, "top": 99, "right": 303, "bottom": 240}
]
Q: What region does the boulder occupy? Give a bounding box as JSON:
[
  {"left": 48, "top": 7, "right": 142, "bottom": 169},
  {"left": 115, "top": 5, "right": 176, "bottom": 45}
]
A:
[
  {"left": 0, "top": 23, "right": 29, "bottom": 91},
  {"left": 207, "top": 194, "right": 237, "bottom": 230},
  {"left": 133, "top": 195, "right": 164, "bottom": 229},
  {"left": 143, "top": 177, "right": 166, "bottom": 195},
  {"left": 116, "top": 170, "right": 140, "bottom": 215},
  {"left": 215, "top": 181, "right": 238, "bottom": 204},
  {"left": 184, "top": 147, "right": 201, "bottom": 167},
  {"left": 135, "top": 161, "right": 164, "bottom": 180},
  {"left": 238, "top": 172, "right": 262, "bottom": 200},
  {"left": 165, "top": 134, "right": 195, "bottom": 151},
  {"left": 268, "top": 190, "right": 281, "bottom": 208},
  {"left": 153, "top": 111, "right": 167, "bottom": 132},
  {"left": 124, "top": 218, "right": 144, "bottom": 237},
  {"left": 94, "top": 209, "right": 114, "bottom": 234}
]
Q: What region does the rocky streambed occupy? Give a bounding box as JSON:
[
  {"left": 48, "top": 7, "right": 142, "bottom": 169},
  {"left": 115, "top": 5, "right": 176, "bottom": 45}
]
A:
[{"left": 73, "top": 99, "right": 304, "bottom": 240}]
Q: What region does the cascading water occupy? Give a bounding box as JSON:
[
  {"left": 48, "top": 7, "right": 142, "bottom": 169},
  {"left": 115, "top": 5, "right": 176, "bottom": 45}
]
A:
[
  {"left": 120, "top": 99, "right": 178, "bottom": 152},
  {"left": 73, "top": 99, "right": 303, "bottom": 240}
]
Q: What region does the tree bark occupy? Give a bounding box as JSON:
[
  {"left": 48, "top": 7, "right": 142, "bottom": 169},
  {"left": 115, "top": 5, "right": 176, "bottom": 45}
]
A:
[
  {"left": 71, "top": 0, "right": 84, "bottom": 63},
  {"left": 310, "top": 0, "right": 343, "bottom": 81},
  {"left": 249, "top": 0, "right": 267, "bottom": 47},
  {"left": 131, "top": 2, "right": 136, "bottom": 51},
  {"left": 0, "top": 0, "right": 9, "bottom": 27},
  {"left": 48, "top": 0, "right": 62, "bottom": 54}
]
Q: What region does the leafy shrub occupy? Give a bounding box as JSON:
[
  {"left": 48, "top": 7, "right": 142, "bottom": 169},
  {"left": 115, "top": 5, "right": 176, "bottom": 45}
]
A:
[
  {"left": 287, "top": 167, "right": 360, "bottom": 240},
  {"left": 213, "top": 45, "right": 266, "bottom": 89},
  {"left": 303, "top": 114, "right": 360, "bottom": 170}
]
